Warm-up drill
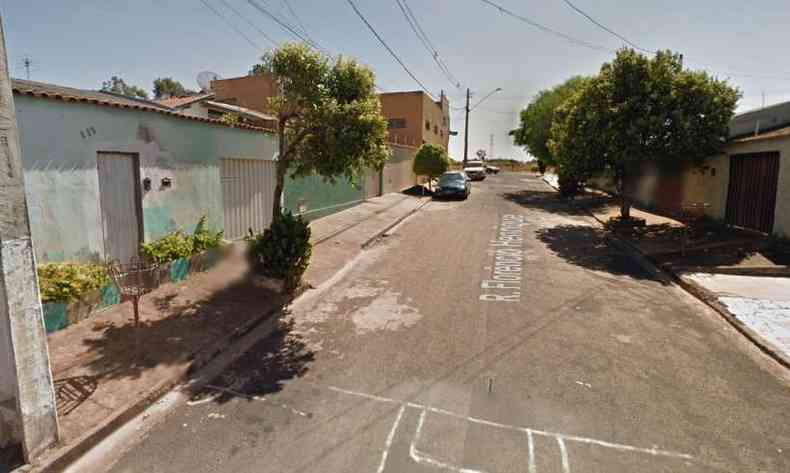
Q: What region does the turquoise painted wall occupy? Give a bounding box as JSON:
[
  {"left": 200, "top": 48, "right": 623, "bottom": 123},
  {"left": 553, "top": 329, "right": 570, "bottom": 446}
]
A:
[
  {"left": 284, "top": 174, "right": 365, "bottom": 221},
  {"left": 15, "top": 95, "right": 277, "bottom": 262}
]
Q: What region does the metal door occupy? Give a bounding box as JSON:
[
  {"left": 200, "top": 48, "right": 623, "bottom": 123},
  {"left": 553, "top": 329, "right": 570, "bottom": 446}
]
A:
[
  {"left": 220, "top": 158, "right": 276, "bottom": 240},
  {"left": 725, "top": 152, "right": 780, "bottom": 234},
  {"left": 97, "top": 152, "right": 143, "bottom": 263}
]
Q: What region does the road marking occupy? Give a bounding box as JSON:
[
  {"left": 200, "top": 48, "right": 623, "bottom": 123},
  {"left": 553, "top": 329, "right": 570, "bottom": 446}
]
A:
[
  {"left": 557, "top": 437, "right": 570, "bottom": 473},
  {"left": 328, "top": 385, "right": 694, "bottom": 461},
  {"left": 377, "top": 405, "right": 405, "bottom": 473},
  {"left": 480, "top": 214, "right": 527, "bottom": 303},
  {"left": 410, "top": 409, "right": 486, "bottom": 473},
  {"left": 527, "top": 429, "right": 536, "bottom": 473}
]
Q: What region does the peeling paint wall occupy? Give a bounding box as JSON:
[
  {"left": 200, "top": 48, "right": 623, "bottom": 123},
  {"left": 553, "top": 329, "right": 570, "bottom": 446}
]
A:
[{"left": 13, "top": 95, "right": 277, "bottom": 262}]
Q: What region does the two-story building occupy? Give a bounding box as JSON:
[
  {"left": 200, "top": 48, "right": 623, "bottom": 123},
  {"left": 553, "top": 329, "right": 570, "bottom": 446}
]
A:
[{"left": 378, "top": 90, "right": 450, "bottom": 151}]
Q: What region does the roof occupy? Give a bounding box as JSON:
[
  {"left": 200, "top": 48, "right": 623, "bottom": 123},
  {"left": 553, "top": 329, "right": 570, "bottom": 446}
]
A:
[
  {"left": 11, "top": 79, "right": 273, "bottom": 133},
  {"left": 732, "top": 124, "right": 790, "bottom": 144},
  {"left": 204, "top": 100, "right": 277, "bottom": 122},
  {"left": 155, "top": 93, "right": 213, "bottom": 109}
]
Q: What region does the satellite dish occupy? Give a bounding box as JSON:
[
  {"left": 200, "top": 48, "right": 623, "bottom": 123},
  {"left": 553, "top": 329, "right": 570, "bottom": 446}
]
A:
[{"left": 197, "top": 71, "right": 221, "bottom": 92}]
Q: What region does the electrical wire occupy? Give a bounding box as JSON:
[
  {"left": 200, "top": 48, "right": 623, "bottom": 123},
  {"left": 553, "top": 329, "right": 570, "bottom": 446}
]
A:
[
  {"left": 281, "top": 0, "right": 311, "bottom": 39},
  {"left": 560, "top": 0, "right": 649, "bottom": 52},
  {"left": 246, "top": 0, "right": 321, "bottom": 50},
  {"left": 217, "top": 0, "right": 279, "bottom": 47},
  {"left": 394, "top": 0, "right": 461, "bottom": 89},
  {"left": 345, "top": 0, "right": 435, "bottom": 100},
  {"left": 476, "top": 0, "right": 612, "bottom": 52},
  {"left": 198, "top": 0, "right": 266, "bottom": 52}
]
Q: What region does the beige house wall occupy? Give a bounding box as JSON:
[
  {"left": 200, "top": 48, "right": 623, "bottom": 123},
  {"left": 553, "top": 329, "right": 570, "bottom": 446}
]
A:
[{"left": 682, "top": 134, "right": 790, "bottom": 237}]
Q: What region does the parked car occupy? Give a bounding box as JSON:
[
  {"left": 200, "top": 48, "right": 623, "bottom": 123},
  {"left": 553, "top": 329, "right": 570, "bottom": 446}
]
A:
[
  {"left": 464, "top": 160, "right": 487, "bottom": 181},
  {"left": 485, "top": 165, "right": 500, "bottom": 174},
  {"left": 434, "top": 171, "right": 471, "bottom": 199}
]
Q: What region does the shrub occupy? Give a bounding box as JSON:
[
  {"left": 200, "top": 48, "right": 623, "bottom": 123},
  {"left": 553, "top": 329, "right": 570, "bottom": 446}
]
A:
[
  {"left": 37, "top": 262, "right": 110, "bottom": 303},
  {"left": 140, "top": 231, "right": 194, "bottom": 264},
  {"left": 246, "top": 211, "right": 312, "bottom": 290},
  {"left": 140, "top": 216, "right": 224, "bottom": 264}
]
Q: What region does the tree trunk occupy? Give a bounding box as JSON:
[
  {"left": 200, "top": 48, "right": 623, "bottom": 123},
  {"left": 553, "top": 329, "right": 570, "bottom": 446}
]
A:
[
  {"left": 616, "top": 165, "right": 631, "bottom": 219},
  {"left": 272, "top": 120, "right": 287, "bottom": 218},
  {"left": 620, "top": 194, "right": 632, "bottom": 220}
]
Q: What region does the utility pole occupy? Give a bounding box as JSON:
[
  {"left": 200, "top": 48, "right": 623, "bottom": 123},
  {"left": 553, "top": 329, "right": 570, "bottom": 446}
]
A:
[
  {"left": 489, "top": 134, "right": 494, "bottom": 161},
  {"left": 0, "top": 15, "right": 59, "bottom": 461},
  {"left": 463, "top": 88, "right": 470, "bottom": 165},
  {"left": 22, "top": 57, "right": 31, "bottom": 80}
]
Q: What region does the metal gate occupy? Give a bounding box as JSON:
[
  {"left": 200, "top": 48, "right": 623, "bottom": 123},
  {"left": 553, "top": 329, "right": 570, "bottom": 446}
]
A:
[
  {"left": 725, "top": 152, "right": 780, "bottom": 234},
  {"left": 220, "top": 158, "right": 276, "bottom": 240},
  {"left": 97, "top": 152, "right": 143, "bottom": 263}
]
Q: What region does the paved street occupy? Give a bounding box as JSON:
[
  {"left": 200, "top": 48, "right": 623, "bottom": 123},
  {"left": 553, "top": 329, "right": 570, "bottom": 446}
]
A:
[{"left": 108, "top": 173, "right": 790, "bottom": 473}]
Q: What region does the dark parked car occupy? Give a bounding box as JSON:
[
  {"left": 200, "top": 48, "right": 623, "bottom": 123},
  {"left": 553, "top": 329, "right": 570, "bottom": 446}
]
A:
[{"left": 434, "top": 171, "right": 471, "bottom": 199}]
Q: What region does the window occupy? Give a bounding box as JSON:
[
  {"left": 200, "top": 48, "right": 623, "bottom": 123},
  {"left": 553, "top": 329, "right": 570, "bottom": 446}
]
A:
[
  {"left": 387, "top": 118, "right": 406, "bottom": 129},
  {"left": 425, "top": 120, "right": 430, "bottom": 131}
]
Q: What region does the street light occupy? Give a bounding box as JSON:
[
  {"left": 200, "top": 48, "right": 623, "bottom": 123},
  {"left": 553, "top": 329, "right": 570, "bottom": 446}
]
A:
[{"left": 463, "top": 87, "right": 502, "bottom": 164}]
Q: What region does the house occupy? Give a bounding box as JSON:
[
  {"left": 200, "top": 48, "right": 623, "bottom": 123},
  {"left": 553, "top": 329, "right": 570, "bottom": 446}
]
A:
[
  {"left": 595, "top": 102, "right": 790, "bottom": 238},
  {"left": 378, "top": 90, "right": 451, "bottom": 151},
  {"left": 155, "top": 92, "right": 278, "bottom": 129},
  {"left": 12, "top": 79, "right": 279, "bottom": 264}
]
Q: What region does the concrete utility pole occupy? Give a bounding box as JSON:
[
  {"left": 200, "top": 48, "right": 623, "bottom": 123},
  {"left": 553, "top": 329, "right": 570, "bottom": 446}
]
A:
[
  {"left": 0, "top": 15, "right": 59, "bottom": 461},
  {"left": 489, "top": 134, "right": 494, "bottom": 161},
  {"left": 463, "top": 88, "right": 470, "bottom": 165}
]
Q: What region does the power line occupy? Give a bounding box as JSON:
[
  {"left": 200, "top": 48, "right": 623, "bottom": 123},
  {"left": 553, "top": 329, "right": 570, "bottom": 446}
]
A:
[
  {"left": 281, "top": 0, "right": 310, "bottom": 39},
  {"left": 560, "top": 0, "right": 649, "bottom": 52},
  {"left": 246, "top": 0, "right": 321, "bottom": 50},
  {"left": 198, "top": 0, "right": 266, "bottom": 52},
  {"left": 217, "top": 0, "right": 279, "bottom": 47},
  {"left": 476, "top": 0, "right": 612, "bottom": 52},
  {"left": 345, "top": 0, "right": 435, "bottom": 100},
  {"left": 394, "top": 0, "right": 461, "bottom": 89}
]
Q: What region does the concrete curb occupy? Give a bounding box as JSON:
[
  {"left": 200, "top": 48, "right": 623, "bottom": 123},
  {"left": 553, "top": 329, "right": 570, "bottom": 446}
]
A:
[
  {"left": 30, "top": 302, "right": 286, "bottom": 473},
  {"left": 361, "top": 198, "right": 431, "bottom": 249},
  {"left": 312, "top": 197, "right": 409, "bottom": 246}
]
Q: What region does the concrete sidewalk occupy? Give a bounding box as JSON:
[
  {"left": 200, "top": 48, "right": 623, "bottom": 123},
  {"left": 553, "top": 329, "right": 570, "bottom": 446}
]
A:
[{"left": 27, "top": 191, "right": 428, "bottom": 473}]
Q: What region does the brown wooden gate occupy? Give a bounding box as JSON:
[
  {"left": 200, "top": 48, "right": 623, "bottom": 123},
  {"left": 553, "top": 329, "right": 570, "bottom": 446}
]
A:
[{"left": 725, "top": 152, "right": 780, "bottom": 234}]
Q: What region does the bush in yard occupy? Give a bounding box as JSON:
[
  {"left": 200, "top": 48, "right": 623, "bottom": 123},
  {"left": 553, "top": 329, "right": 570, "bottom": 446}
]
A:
[
  {"left": 413, "top": 143, "right": 449, "bottom": 189},
  {"left": 557, "top": 171, "right": 581, "bottom": 198},
  {"left": 246, "top": 211, "right": 312, "bottom": 291},
  {"left": 140, "top": 216, "right": 224, "bottom": 264},
  {"left": 37, "top": 262, "right": 110, "bottom": 303}
]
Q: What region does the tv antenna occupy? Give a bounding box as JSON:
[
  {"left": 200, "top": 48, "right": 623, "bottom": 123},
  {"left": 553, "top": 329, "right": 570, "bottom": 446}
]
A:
[{"left": 197, "top": 71, "right": 221, "bottom": 92}]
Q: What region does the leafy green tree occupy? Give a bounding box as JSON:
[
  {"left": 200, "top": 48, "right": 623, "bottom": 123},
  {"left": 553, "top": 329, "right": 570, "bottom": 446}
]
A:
[
  {"left": 264, "top": 43, "right": 389, "bottom": 216},
  {"left": 549, "top": 49, "right": 740, "bottom": 219},
  {"left": 511, "top": 76, "right": 589, "bottom": 169},
  {"left": 100, "top": 76, "right": 148, "bottom": 99},
  {"left": 152, "top": 77, "right": 196, "bottom": 99},
  {"left": 249, "top": 63, "right": 268, "bottom": 75},
  {"left": 413, "top": 143, "right": 449, "bottom": 190}
]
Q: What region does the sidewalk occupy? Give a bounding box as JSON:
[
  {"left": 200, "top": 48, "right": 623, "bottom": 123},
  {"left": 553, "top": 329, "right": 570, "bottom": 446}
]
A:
[
  {"left": 541, "top": 173, "right": 790, "bottom": 369},
  {"left": 29, "top": 191, "right": 428, "bottom": 472}
]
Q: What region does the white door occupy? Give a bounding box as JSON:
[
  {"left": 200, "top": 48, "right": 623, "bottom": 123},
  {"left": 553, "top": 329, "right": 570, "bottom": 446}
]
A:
[
  {"left": 220, "top": 158, "right": 276, "bottom": 240},
  {"left": 97, "top": 152, "right": 142, "bottom": 263}
]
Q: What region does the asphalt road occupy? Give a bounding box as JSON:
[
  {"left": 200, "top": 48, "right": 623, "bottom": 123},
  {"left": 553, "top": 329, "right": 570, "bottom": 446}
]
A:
[{"left": 108, "top": 173, "right": 790, "bottom": 473}]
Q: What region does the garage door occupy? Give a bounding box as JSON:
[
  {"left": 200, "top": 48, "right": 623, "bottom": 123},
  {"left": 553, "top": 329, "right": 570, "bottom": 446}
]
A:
[
  {"left": 725, "top": 152, "right": 780, "bottom": 234},
  {"left": 220, "top": 158, "right": 276, "bottom": 240}
]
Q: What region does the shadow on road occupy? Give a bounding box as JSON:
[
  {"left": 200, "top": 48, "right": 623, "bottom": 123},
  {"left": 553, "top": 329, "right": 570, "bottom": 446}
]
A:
[
  {"left": 186, "top": 318, "right": 315, "bottom": 405},
  {"left": 537, "top": 224, "right": 667, "bottom": 283},
  {"left": 502, "top": 190, "right": 610, "bottom": 217}
]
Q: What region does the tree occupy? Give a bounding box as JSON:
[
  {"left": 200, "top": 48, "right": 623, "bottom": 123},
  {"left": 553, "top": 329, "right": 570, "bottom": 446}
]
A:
[
  {"left": 549, "top": 49, "right": 740, "bottom": 219},
  {"left": 413, "top": 144, "right": 449, "bottom": 190},
  {"left": 511, "top": 76, "right": 589, "bottom": 170},
  {"left": 100, "top": 76, "right": 148, "bottom": 99},
  {"left": 249, "top": 63, "right": 268, "bottom": 75},
  {"left": 152, "top": 77, "right": 196, "bottom": 99},
  {"left": 264, "top": 43, "right": 389, "bottom": 216}
]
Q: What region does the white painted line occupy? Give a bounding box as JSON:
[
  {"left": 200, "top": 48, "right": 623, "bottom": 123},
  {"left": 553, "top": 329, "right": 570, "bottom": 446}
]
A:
[
  {"left": 376, "top": 405, "right": 405, "bottom": 473},
  {"left": 328, "top": 385, "right": 400, "bottom": 404},
  {"left": 409, "top": 409, "right": 486, "bottom": 473},
  {"left": 328, "top": 385, "right": 694, "bottom": 461},
  {"left": 527, "top": 429, "right": 536, "bottom": 473},
  {"left": 557, "top": 437, "right": 570, "bottom": 473}
]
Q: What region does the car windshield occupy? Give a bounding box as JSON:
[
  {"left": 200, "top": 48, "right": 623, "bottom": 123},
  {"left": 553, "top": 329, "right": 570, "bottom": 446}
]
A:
[
  {"left": 439, "top": 174, "right": 465, "bottom": 185},
  {"left": 465, "top": 161, "right": 483, "bottom": 168}
]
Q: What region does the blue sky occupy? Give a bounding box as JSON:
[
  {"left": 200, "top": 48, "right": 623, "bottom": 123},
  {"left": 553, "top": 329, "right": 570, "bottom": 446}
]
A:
[{"left": 3, "top": 0, "right": 790, "bottom": 161}]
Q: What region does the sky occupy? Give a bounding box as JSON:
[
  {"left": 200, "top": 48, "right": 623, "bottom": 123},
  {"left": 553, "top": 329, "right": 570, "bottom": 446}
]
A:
[{"left": 3, "top": 0, "right": 790, "bottom": 162}]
